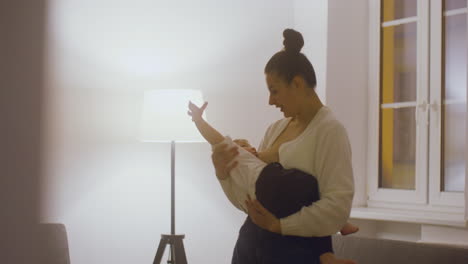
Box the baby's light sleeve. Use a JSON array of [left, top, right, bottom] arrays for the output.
[[215, 136, 266, 212]]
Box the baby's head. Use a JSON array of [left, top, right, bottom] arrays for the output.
[[233, 139, 257, 155], [233, 138, 251, 147]]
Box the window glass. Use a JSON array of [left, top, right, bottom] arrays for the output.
[[382, 0, 418, 22], [381, 23, 417, 104], [380, 107, 416, 190], [444, 0, 467, 11], [441, 11, 467, 192]]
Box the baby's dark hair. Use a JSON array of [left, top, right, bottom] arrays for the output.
[[264, 29, 317, 89]]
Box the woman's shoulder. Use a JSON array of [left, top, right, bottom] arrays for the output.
[[312, 107, 348, 138]]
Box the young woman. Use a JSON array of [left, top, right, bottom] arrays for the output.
[[188, 100, 357, 264], [210, 29, 355, 264]]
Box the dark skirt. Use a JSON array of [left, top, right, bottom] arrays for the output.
[[231, 162, 332, 264]]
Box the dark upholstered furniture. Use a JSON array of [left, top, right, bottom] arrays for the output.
[[332, 235, 468, 264], [38, 223, 71, 264]]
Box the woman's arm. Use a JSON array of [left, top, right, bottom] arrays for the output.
[[280, 124, 354, 237], [209, 138, 247, 212]]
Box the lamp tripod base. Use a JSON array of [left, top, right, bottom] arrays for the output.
[[153, 234, 187, 264]]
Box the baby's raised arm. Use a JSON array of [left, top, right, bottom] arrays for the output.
[[188, 101, 225, 145], [188, 101, 279, 164]]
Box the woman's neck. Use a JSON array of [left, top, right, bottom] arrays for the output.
[[291, 92, 323, 127]]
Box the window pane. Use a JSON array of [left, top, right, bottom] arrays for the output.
[[444, 0, 467, 11], [442, 13, 467, 192], [442, 104, 466, 192], [380, 107, 416, 190], [382, 0, 418, 22], [381, 23, 417, 104], [444, 14, 467, 101]]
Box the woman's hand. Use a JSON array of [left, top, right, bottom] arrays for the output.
[[211, 142, 239, 180], [187, 101, 208, 122], [245, 195, 281, 234]]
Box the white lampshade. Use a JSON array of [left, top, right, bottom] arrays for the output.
[[139, 89, 206, 142]]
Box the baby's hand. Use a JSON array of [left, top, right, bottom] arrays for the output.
[[233, 139, 258, 156], [187, 101, 207, 122]]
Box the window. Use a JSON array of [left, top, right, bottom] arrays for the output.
[[368, 0, 467, 211]]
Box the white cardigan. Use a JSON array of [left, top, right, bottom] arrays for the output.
[[218, 106, 354, 237]]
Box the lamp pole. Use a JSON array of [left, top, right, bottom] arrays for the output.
[[153, 140, 187, 264], [171, 140, 175, 235], [141, 89, 205, 264]]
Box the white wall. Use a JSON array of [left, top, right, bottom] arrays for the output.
[[293, 0, 328, 102], [42, 1, 293, 263], [326, 0, 369, 207]]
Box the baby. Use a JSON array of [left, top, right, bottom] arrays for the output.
[[233, 138, 359, 237], [188, 101, 357, 264]]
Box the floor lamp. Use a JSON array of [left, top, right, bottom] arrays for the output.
[[139, 89, 206, 264]]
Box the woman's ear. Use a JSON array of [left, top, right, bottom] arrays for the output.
[[291, 75, 306, 92]]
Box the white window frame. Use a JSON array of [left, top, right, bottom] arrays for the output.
[[367, 0, 466, 213], [428, 0, 467, 208]]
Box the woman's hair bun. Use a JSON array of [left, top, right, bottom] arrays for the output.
[[283, 29, 304, 54]]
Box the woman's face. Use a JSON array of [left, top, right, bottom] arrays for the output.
[[265, 73, 298, 117]]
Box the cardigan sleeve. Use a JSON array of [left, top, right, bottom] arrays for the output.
[[280, 123, 355, 237]]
